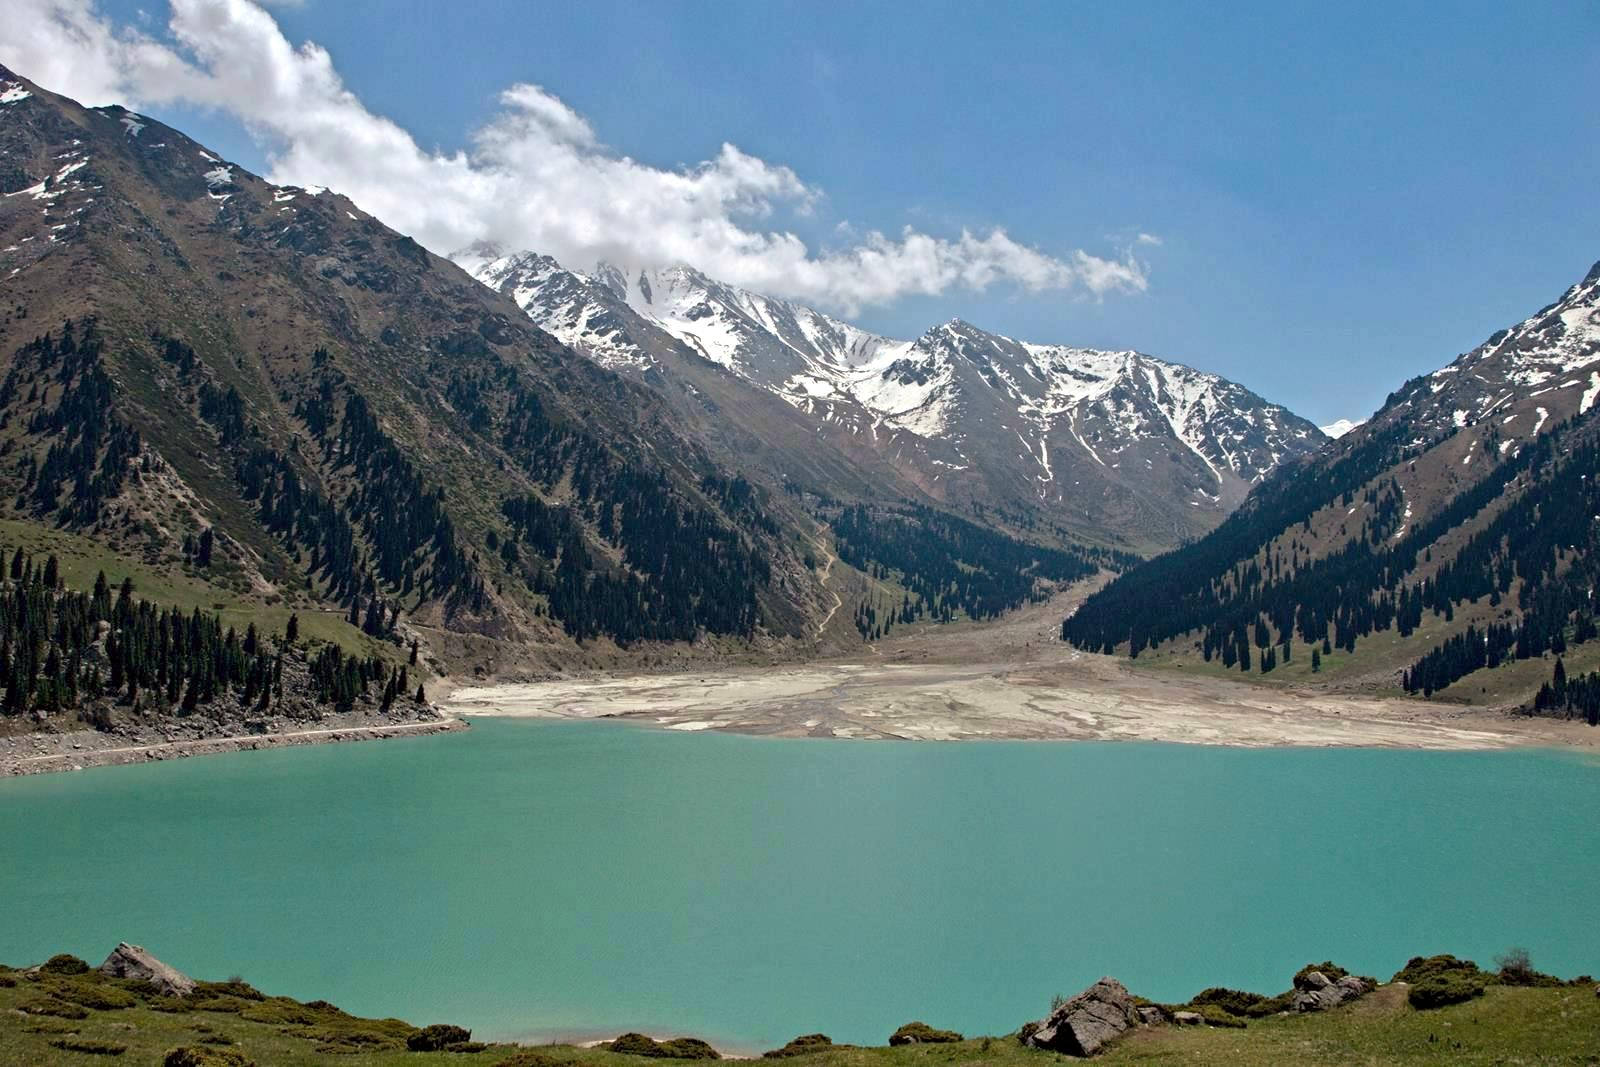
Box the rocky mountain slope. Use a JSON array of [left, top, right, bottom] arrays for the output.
[[0, 64, 866, 678], [1063, 258, 1600, 708], [0, 63, 1135, 694], [466, 250, 1326, 552]]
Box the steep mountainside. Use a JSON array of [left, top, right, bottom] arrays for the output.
[[467, 250, 1326, 552], [1063, 259, 1600, 711], [0, 64, 863, 677]]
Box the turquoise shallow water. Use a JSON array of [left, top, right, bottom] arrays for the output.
[[2, 718, 1598, 1050]]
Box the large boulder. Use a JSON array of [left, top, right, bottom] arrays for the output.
[[1291, 972, 1371, 1013], [98, 943, 195, 997], [1022, 977, 1139, 1056]]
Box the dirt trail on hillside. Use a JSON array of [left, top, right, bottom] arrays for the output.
[[443, 586, 1595, 750]]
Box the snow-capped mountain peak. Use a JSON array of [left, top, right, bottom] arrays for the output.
[[1319, 418, 1364, 439], [465, 248, 1326, 549]]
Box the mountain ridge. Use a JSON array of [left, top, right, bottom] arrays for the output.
[[1061, 255, 1600, 711], [468, 248, 1327, 553]]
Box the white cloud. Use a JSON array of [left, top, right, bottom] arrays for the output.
[[1136, 232, 1163, 246], [1, 0, 1150, 315]]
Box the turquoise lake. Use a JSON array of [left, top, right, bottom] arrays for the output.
[[3, 718, 1598, 1051]]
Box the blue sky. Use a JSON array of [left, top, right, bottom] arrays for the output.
[[64, 1, 1600, 424]]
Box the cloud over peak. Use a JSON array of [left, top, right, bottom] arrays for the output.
[[4, 0, 1151, 315]]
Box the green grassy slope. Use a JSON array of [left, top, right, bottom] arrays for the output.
[[3, 958, 1596, 1066]]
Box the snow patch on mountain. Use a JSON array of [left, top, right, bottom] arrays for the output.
[[465, 249, 1324, 504]]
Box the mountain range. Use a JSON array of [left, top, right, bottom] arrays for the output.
[[1064, 257, 1600, 711], [464, 248, 1326, 552], [6, 58, 1594, 713]]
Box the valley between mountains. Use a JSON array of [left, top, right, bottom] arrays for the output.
[[1, 61, 1599, 771]]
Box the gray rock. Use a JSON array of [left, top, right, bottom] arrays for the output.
[[1293, 974, 1372, 1013], [1172, 1011, 1204, 1026], [1136, 1005, 1166, 1026], [1297, 970, 1334, 991], [97, 942, 194, 997], [1023, 977, 1139, 1056], [1335, 975, 1370, 997]]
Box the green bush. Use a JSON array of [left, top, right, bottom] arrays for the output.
[[1493, 947, 1564, 987], [1408, 972, 1486, 1009], [1187, 988, 1267, 1017], [40, 953, 91, 975], [191, 997, 246, 1014], [163, 1048, 255, 1067], [19, 997, 90, 1019], [51, 978, 139, 1010], [764, 1033, 836, 1058], [494, 1053, 562, 1067], [1191, 1004, 1248, 1029], [659, 1038, 720, 1059], [888, 1021, 963, 1045], [237, 998, 323, 1026], [606, 1032, 721, 1059], [1392, 954, 1488, 985], [48, 1038, 128, 1056], [406, 1023, 472, 1051], [193, 979, 265, 1002]]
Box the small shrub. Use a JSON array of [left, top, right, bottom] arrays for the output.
[[238, 998, 322, 1026], [447, 1041, 488, 1053], [1191, 1004, 1248, 1029], [52, 979, 139, 1010], [22, 1021, 81, 1035], [191, 997, 246, 1014], [49, 1038, 128, 1056], [194, 979, 265, 1002], [301, 1027, 404, 1051], [763, 1033, 836, 1058], [149, 997, 189, 1013], [1017, 1021, 1040, 1045], [40, 954, 91, 975], [659, 1038, 721, 1059], [1408, 972, 1486, 1009], [406, 1023, 472, 1051], [163, 1048, 255, 1067], [494, 1053, 561, 1067], [888, 1021, 963, 1045], [0, 973, 15, 987], [1188, 987, 1267, 1017], [1493, 947, 1563, 987], [606, 1032, 721, 1059], [19, 997, 90, 1019]]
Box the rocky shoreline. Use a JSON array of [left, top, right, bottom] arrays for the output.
[[0, 714, 466, 778]]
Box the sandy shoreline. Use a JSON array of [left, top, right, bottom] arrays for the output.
[[0, 717, 467, 778]]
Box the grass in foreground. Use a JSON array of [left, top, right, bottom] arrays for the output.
[[4, 959, 1599, 1066]]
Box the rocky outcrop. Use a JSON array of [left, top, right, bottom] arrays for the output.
[[1021, 977, 1140, 1056], [1172, 1010, 1204, 1025], [98, 943, 195, 997], [1291, 970, 1371, 1013]]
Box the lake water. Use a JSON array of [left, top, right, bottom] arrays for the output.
[[3, 719, 1598, 1051]]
